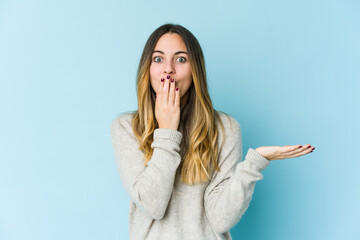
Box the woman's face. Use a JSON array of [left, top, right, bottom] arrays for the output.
[[150, 33, 192, 103]]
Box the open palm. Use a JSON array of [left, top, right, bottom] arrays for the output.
[[255, 144, 315, 161]]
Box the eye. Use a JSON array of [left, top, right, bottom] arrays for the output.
[[153, 56, 163, 63], [176, 57, 186, 63]]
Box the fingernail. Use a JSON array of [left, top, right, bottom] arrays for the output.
[[161, 78, 164, 82], [298, 145, 302, 148], [176, 87, 178, 91], [155, 94, 157, 98], [167, 75, 170, 79], [171, 78, 174, 82]]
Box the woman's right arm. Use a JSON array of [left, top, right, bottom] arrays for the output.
[[110, 115, 182, 220]]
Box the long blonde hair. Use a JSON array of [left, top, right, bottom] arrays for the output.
[[131, 24, 226, 185]]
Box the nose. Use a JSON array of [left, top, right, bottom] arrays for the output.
[[163, 60, 175, 75]]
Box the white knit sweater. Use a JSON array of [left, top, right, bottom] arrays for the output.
[[110, 110, 270, 240]]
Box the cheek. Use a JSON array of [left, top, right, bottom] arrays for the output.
[[149, 65, 156, 79], [149, 65, 160, 91], [184, 71, 193, 87], [150, 78, 160, 94], [178, 78, 192, 96], [184, 67, 192, 83], [150, 79, 155, 91]]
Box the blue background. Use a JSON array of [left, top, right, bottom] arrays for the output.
[[1, 0, 359, 239]]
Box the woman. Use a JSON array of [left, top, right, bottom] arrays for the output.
[[110, 23, 315, 240]]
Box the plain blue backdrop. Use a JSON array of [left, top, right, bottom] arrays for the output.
[[1, 0, 359, 239]]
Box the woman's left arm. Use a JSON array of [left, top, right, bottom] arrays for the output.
[[204, 118, 270, 234]]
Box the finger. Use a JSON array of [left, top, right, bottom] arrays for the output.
[[162, 77, 170, 104], [287, 144, 308, 153], [169, 78, 175, 105], [175, 84, 180, 108], [287, 146, 314, 158], [285, 145, 314, 158], [158, 78, 164, 104], [290, 144, 311, 154], [280, 145, 299, 153], [282, 144, 311, 154], [279, 144, 308, 158]]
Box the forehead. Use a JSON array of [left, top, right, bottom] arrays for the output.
[[154, 33, 187, 52]]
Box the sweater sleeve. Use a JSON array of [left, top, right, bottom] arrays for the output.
[[204, 117, 270, 233], [110, 115, 183, 220]]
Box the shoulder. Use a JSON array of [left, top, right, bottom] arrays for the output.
[[110, 111, 136, 137], [211, 110, 243, 173], [216, 110, 241, 136], [215, 110, 242, 154]]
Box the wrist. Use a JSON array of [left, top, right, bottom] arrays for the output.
[[255, 148, 271, 161]]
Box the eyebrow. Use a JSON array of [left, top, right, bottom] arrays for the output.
[[152, 50, 188, 55]]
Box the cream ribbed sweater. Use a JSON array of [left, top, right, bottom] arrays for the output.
[[110, 110, 270, 240]]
